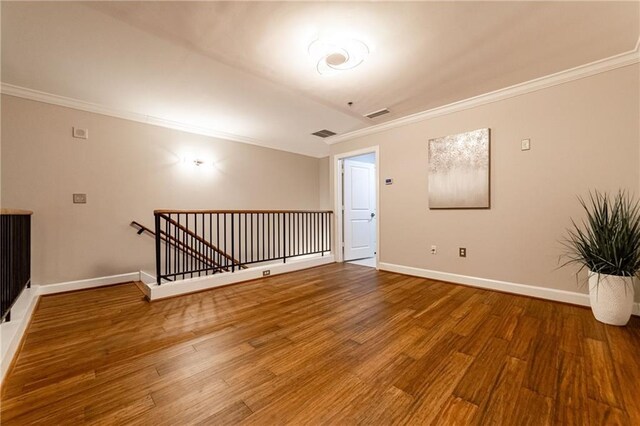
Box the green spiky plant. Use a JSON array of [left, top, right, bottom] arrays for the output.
[[561, 191, 640, 283]]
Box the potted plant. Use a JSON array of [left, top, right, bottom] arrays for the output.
[[562, 190, 640, 326]]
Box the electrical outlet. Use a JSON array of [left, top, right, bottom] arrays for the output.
[[459, 247, 467, 257], [430, 245, 437, 255], [73, 193, 87, 204], [262, 270, 271, 277]]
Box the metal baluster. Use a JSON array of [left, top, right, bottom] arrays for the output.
[[244, 213, 247, 266], [195, 214, 200, 277], [304, 212, 311, 254], [180, 214, 185, 280], [283, 213, 287, 264], [231, 213, 236, 272], [216, 213, 220, 270], [299, 213, 302, 255], [167, 214, 171, 279], [155, 213, 161, 285], [267, 213, 271, 260], [321, 212, 324, 256], [275, 213, 278, 260], [224, 213, 228, 271], [313, 212, 316, 253], [328, 213, 332, 255], [209, 213, 213, 274]]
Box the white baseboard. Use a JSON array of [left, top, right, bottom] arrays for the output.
[[35, 272, 140, 295], [140, 270, 156, 285], [378, 262, 640, 316], [144, 255, 335, 301], [0, 287, 39, 383], [1, 271, 140, 383]]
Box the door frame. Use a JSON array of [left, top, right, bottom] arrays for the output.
[[333, 146, 380, 268]]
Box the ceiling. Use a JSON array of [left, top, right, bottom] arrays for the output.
[[2, 2, 639, 157]]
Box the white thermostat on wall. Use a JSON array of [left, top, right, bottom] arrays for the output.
[[73, 127, 88, 139], [385, 178, 393, 185]]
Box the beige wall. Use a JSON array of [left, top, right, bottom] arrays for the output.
[[330, 64, 640, 295], [1, 95, 323, 285], [318, 157, 331, 210]]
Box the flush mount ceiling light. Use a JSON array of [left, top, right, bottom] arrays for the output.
[[308, 37, 369, 75]]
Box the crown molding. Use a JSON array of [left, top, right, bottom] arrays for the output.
[[3, 41, 638, 154], [0, 83, 321, 155], [327, 46, 640, 145]]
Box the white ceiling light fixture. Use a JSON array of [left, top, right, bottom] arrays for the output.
[[308, 37, 369, 75]]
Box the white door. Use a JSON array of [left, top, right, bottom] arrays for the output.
[[343, 159, 376, 261]]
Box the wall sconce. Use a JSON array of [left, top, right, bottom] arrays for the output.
[[182, 156, 213, 167]]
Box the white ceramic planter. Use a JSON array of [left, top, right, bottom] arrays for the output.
[[588, 271, 635, 326]]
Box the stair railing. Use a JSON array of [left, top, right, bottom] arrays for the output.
[[153, 210, 333, 285], [1, 209, 32, 322]]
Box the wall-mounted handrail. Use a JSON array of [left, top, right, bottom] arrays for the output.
[[153, 210, 333, 285], [131, 221, 228, 274]]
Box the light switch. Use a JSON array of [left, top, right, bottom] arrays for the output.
[[73, 127, 88, 139], [521, 139, 531, 151]]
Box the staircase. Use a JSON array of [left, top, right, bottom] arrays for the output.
[[132, 209, 333, 285]]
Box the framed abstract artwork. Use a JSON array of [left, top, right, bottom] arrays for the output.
[[428, 128, 490, 209]]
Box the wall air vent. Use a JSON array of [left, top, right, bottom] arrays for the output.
[[365, 108, 390, 119], [311, 129, 337, 138]]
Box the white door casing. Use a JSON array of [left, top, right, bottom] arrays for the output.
[[343, 159, 376, 261]]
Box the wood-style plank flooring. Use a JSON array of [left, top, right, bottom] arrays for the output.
[[2, 263, 639, 424]]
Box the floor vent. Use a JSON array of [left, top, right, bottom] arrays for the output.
[[365, 108, 390, 119], [311, 129, 337, 138]]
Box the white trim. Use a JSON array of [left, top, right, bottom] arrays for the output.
[[0, 83, 323, 158], [139, 271, 156, 285], [35, 272, 140, 295], [3, 45, 638, 155], [378, 262, 640, 316], [327, 47, 640, 145], [137, 271, 157, 299], [333, 146, 380, 267], [0, 287, 39, 383], [144, 255, 335, 301]]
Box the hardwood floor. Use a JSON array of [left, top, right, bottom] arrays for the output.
[[2, 263, 639, 424]]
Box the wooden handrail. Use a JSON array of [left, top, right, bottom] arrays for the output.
[[131, 221, 230, 272], [156, 214, 248, 269], [154, 209, 333, 214], [1, 209, 33, 216]]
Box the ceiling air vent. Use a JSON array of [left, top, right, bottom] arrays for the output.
[[311, 129, 337, 138], [365, 108, 390, 119]]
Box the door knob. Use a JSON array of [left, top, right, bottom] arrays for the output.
[[370, 212, 376, 218]]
